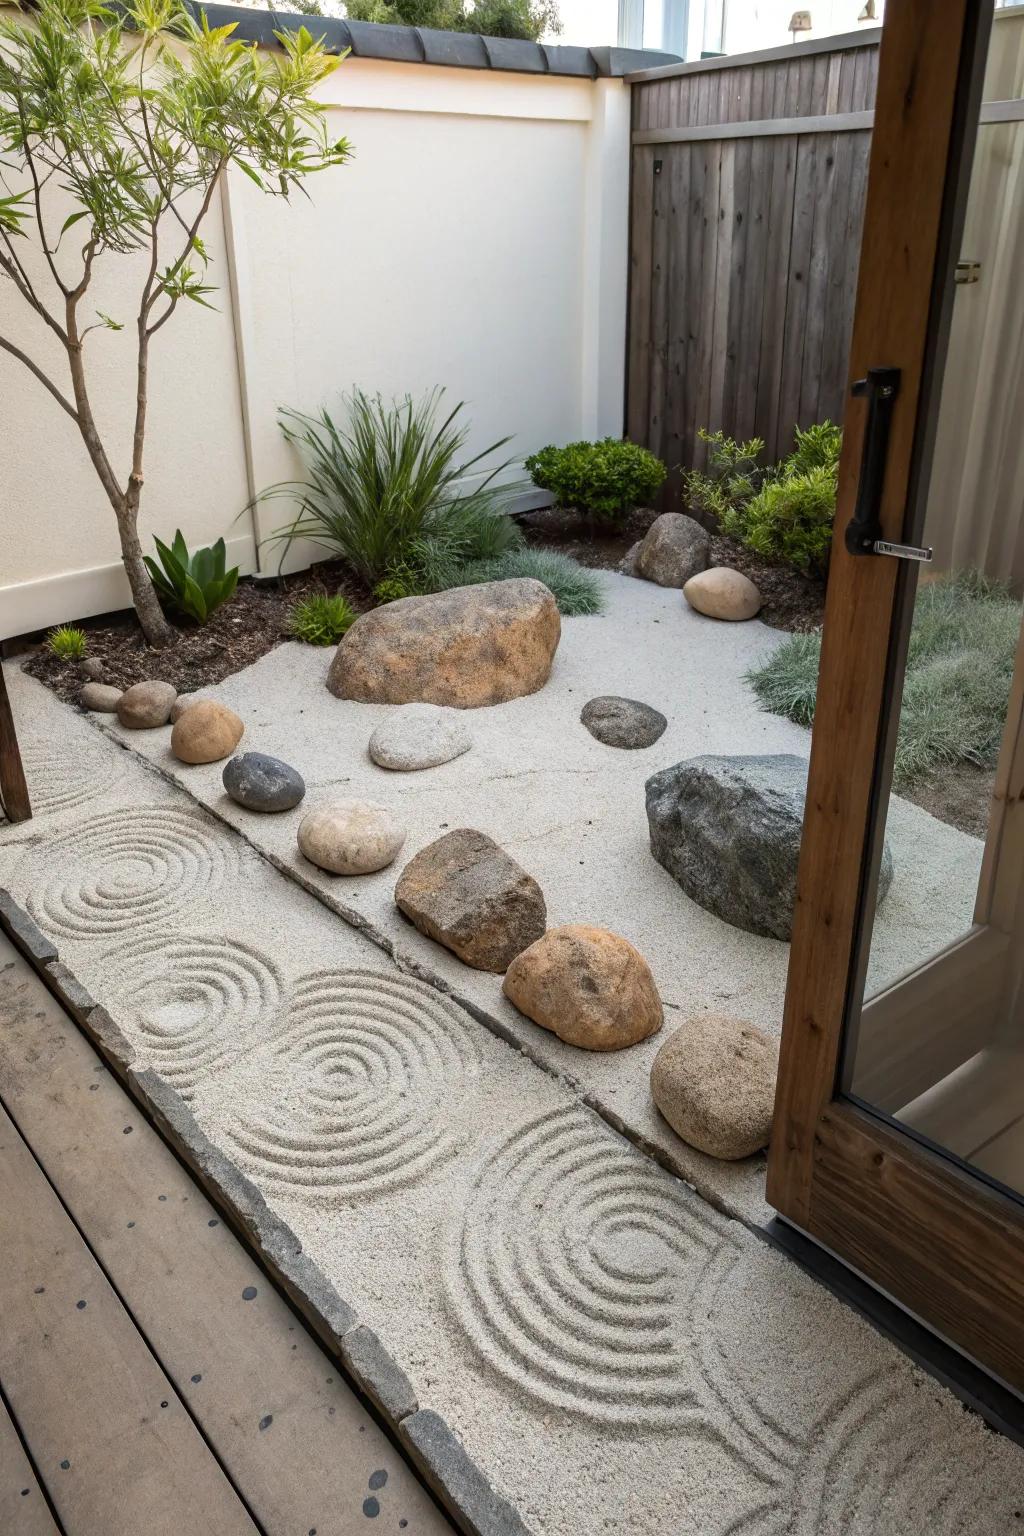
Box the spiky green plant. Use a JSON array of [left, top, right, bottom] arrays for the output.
[[144, 532, 239, 624], [747, 572, 1022, 787], [261, 388, 524, 587], [287, 592, 357, 645], [45, 624, 88, 661]]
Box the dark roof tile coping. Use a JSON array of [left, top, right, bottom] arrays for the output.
[[184, 1, 679, 78]]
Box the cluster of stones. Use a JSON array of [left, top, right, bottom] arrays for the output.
[[77, 577, 821, 1165], [623, 511, 762, 622]]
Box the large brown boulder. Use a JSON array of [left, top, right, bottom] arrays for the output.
[[503, 925, 663, 1051], [327, 579, 560, 709], [395, 829, 546, 973]]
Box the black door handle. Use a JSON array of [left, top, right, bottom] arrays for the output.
[[845, 366, 901, 557]]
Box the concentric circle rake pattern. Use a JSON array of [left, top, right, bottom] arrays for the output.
[[101, 933, 284, 1099], [27, 805, 236, 938], [19, 734, 126, 817], [447, 1104, 742, 1429], [225, 968, 482, 1202]]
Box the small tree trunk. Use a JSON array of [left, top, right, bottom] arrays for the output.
[[118, 477, 173, 648]]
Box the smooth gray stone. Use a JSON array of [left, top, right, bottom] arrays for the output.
[[581, 695, 667, 750], [646, 753, 894, 941], [222, 752, 305, 813]]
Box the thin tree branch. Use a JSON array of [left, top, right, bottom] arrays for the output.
[[15, 98, 70, 299], [0, 333, 79, 422]]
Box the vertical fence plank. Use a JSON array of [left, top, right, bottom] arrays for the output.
[[626, 146, 655, 446]]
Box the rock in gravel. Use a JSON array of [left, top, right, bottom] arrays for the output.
[[581, 696, 667, 750], [80, 657, 107, 682], [298, 800, 406, 875], [223, 752, 306, 813], [169, 692, 207, 724], [618, 541, 642, 576], [116, 679, 177, 729], [368, 703, 473, 772], [646, 753, 895, 940], [636, 513, 710, 588], [395, 829, 546, 973], [683, 566, 761, 621], [650, 1014, 780, 1160], [170, 699, 244, 765], [328, 579, 561, 709], [503, 925, 663, 1051], [80, 682, 122, 713]]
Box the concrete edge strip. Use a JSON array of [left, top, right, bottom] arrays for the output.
[[0, 889, 530, 1536]]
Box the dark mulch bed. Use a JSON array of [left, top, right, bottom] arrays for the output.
[[903, 763, 996, 841], [518, 505, 827, 633], [21, 560, 372, 706]]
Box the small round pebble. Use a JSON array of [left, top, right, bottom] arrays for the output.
[[80, 682, 122, 713], [297, 799, 406, 875], [368, 703, 473, 772], [223, 752, 306, 813]]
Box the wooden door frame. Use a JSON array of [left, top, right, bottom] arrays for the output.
[[766, 0, 1024, 1391], [0, 664, 31, 824]]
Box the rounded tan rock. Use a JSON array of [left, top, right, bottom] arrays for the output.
[[650, 1014, 780, 1160], [116, 679, 177, 729], [170, 699, 244, 764], [328, 578, 561, 709], [683, 566, 761, 622], [80, 682, 122, 713], [298, 799, 406, 875], [502, 924, 663, 1051], [169, 692, 208, 724]]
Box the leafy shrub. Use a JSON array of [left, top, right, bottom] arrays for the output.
[[45, 624, 87, 661], [725, 465, 837, 575], [143, 532, 239, 625], [262, 389, 523, 589], [526, 439, 666, 525], [684, 422, 841, 576], [449, 547, 604, 616], [287, 593, 357, 646], [683, 430, 766, 526], [343, 0, 560, 40], [748, 571, 1022, 787]]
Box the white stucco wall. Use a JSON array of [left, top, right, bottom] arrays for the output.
[[0, 53, 631, 633]]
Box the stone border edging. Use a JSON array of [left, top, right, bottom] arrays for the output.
[[0, 887, 531, 1536]]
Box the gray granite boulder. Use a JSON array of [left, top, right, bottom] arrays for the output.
[[368, 703, 473, 771], [636, 513, 710, 588], [645, 753, 894, 940], [223, 753, 306, 813], [580, 696, 667, 750], [395, 829, 546, 973]]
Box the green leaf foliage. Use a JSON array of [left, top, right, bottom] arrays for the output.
[[45, 624, 88, 660], [343, 0, 560, 41], [685, 422, 842, 576], [262, 388, 524, 588], [447, 546, 604, 616], [747, 571, 1022, 787], [525, 439, 666, 526], [287, 591, 357, 645], [143, 530, 239, 623]]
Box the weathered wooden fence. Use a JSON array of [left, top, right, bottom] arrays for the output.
[[626, 30, 879, 493]]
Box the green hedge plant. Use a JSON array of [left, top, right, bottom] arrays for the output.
[[526, 439, 666, 526], [144, 532, 239, 625]]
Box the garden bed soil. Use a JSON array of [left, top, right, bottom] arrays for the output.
[[21, 561, 372, 706], [903, 763, 996, 842], [517, 506, 827, 634]]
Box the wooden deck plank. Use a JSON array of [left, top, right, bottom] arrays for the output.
[[0, 1398, 62, 1536], [0, 936, 450, 1536], [0, 1101, 258, 1536]]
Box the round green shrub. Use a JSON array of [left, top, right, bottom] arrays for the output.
[[525, 438, 666, 525]]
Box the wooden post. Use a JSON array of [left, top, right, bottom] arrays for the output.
[[0, 665, 32, 823]]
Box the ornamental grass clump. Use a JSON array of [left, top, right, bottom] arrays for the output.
[[45, 625, 88, 661], [748, 571, 1022, 787], [263, 388, 524, 590], [452, 546, 604, 615], [287, 592, 357, 645], [526, 439, 666, 526]]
